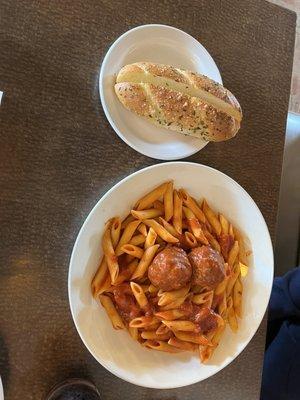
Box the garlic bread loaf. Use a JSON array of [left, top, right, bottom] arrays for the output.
[[114, 62, 242, 142]]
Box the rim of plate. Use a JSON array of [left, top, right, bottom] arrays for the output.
[[68, 161, 274, 388], [99, 24, 222, 160]]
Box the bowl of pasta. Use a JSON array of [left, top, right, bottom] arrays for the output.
[[68, 162, 273, 388]]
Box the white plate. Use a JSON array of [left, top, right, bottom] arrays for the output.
[[99, 25, 222, 160], [68, 162, 273, 389]]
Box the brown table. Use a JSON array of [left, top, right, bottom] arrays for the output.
[[0, 0, 296, 399]]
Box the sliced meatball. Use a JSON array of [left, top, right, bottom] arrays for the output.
[[112, 284, 141, 322], [188, 245, 225, 288], [148, 246, 192, 291]]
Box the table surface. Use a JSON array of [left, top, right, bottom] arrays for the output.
[[0, 0, 296, 399]]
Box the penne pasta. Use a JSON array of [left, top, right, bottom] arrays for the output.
[[183, 206, 209, 245], [144, 340, 183, 353], [129, 234, 146, 246], [129, 316, 159, 328], [111, 217, 121, 249], [121, 244, 144, 259], [137, 223, 148, 236], [148, 283, 159, 295], [121, 214, 135, 229], [158, 285, 190, 307], [174, 331, 212, 346], [219, 214, 229, 235], [164, 181, 174, 221], [94, 183, 250, 364], [135, 182, 170, 210], [143, 219, 179, 243], [156, 323, 171, 335], [162, 320, 196, 332], [160, 295, 188, 311], [233, 227, 247, 265], [184, 231, 198, 248], [102, 224, 119, 284], [153, 200, 165, 212], [226, 263, 240, 296], [155, 309, 185, 321], [131, 244, 160, 280], [228, 240, 239, 266], [115, 220, 141, 256], [158, 217, 180, 238], [173, 190, 183, 234], [179, 189, 206, 223], [131, 208, 163, 220], [99, 295, 125, 330], [141, 330, 172, 341], [114, 259, 138, 285], [128, 326, 139, 341], [233, 277, 243, 318], [130, 282, 148, 309], [204, 229, 221, 252], [168, 337, 197, 352], [192, 290, 214, 308], [202, 199, 222, 236], [144, 227, 157, 249], [91, 257, 108, 296]]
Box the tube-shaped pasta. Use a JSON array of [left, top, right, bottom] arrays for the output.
[[160, 295, 188, 311], [173, 190, 182, 234], [144, 227, 157, 249], [192, 290, 214, 308], [158, 285, 190, 307], [135, 182, 170, 210], [129, 234, 146, 246], [144, 340, 183, 353], [91, 257, 108, 296], [131, 244, 160, 280], [219, 214, 229, 235], [102, 225, 119, 283], [174, 331, 212, 346], [128, 326, 139, 340], [121, 244, 144, 259], [156, 323, 171, 335], [168, 337, 197, 352], [148, 283, 159, 295], [184, 231, 198, 248], [95, 273, 112, 295], [228, 240, 239, 266], [114, 259, 138, 285], [162, 320, 196, 332], [215, 277, 228, 296], [158, 217, 180, 238], [155, 309, 185, 321], [153, 200, 164, 212], [111, 217, 121, 249], [137, 223, 148, 236], [233, 278, 243, 317], [203, 229, 221, 252], [183, 206, 209, 245], [218, 293, 227, 319], [143, 219, 178, 243], [179, 189, 206, 223], [233, 227, 247, 265], [226, 263, 240, 296], [131, 208, 163, 220], [99, 295, 124, 330], [121, 214, 135, 229], [130, 282, 148, 309], [202, 199, 222, 236], [129, 316, 159, 328], [141, 330, 172, 341], [227, 296, 238, 332], [115, 220, 141, 256], [164, 181, 174, 221]]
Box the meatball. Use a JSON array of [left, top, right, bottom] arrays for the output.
[[188, 245, 225, 288], [148, 247, 192, 291], [194, 307, 219, 334]]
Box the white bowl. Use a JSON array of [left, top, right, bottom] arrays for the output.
[[68, 162, 273, 388], [99, 24, 222, 160]]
